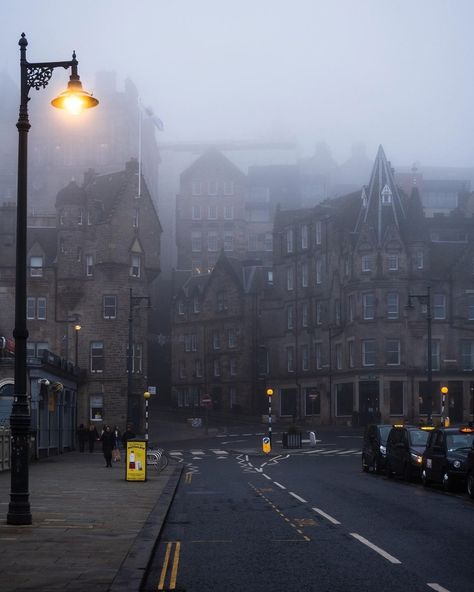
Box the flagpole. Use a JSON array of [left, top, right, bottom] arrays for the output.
[[137, 97, 142, 198]]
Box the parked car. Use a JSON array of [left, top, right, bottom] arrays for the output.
[[422, 426, 474, 491], [361, 424, 392, 474], [385, 424, 432, 481], [465, 432, 474, 499]]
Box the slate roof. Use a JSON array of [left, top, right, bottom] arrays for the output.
[[354, 145, 406, 243]]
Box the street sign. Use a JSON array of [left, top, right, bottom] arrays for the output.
[[148, 386, 157, 395], [262, 436, 271, 454], [309, 393, 318, 400], [201, 396, 212, 406]]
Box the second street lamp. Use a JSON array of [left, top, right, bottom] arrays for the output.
[[74, 324, 82, 368], [8, 34, 98, 526]]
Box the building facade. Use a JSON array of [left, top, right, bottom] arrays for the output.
[[0, 159, 162, 432], [170, 145, 474, 426], [171, 255, 273, 415], [269, 146, 474, 425]]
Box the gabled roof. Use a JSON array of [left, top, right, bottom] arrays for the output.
[[180, 148, 246, 181], [355, 145, 406, 243]]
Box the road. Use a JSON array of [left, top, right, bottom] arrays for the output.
[[142, 428, 474, 592]]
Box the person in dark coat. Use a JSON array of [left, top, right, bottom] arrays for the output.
[[88, 423, 99, 453], [112, 425, 121, 462], [100, 425, 115, 467], [77, 424, 88, 453], [121, 425, 136, 450]]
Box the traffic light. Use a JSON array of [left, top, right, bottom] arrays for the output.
[[441, 386, 448, 395], [266, 388, 273, 397]]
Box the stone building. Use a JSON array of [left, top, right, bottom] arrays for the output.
[[0, 159, 162, 432], [269, 146, 474, 425], [175, 149, 248, 273], [170, 254, 273, 414]]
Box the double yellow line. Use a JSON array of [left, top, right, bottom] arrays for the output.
[[158, 541, 181, 590]]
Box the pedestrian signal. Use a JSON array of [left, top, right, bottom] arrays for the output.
[[262, 436, 271, 454]]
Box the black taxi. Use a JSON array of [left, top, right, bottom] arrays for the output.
[[467, 442, 474, 499], [361, 424, 392, 474], [422, 426, 474, 491], [385, 424, 432, 481]]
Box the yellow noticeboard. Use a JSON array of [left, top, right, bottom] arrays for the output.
[[125, 440, 147, 482]]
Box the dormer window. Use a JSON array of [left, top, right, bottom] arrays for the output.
[[381, 184, 392, 205], [30, 256, 43, 277], [130, 254, 141, 278], [193, 295, 200, 313]]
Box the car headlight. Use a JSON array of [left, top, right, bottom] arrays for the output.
[[379, 445, 386, 456], [410, 453, 422, 464], [452, 460, 462, 469]]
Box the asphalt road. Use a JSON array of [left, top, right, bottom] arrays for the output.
[[142, 428, 474, 592]]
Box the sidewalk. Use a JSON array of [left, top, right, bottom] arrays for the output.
[[0, 450, 182, 592]]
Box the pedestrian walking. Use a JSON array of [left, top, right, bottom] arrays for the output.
[[100, 425, 115, 467], [112, 425, 122, 462], [121, 425, 136, 450], [88, 423, 99, 453], [77, 423, 88, 453]]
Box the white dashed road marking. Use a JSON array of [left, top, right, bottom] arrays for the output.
[[349, 533, 401, 564], [289, 492, 307, 503], [427, 584, 450, 592], [273, 481, 286, 490], [311, 507, 341, 525]]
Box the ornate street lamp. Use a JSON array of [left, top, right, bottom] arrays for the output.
[[406, 287, 433, 425], [8, 34, 98, 526]]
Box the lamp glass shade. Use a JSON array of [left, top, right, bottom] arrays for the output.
[[51, 79, 99, 115]]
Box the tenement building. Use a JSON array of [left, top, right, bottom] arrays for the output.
[[269, 146, 474, 425], [171, 254, 273, 414], [0, 159, 161, 432]]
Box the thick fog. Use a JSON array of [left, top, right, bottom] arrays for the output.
[[1, 0, 473, 166]]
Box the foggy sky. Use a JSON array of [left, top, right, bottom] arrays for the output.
[[1, 0, 473, 167]]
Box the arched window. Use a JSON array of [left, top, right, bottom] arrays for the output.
[[0, 381, 14, 424]]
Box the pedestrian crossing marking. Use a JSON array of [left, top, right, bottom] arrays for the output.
[[167, 447, 362, 459]]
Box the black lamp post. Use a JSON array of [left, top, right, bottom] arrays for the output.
[[407, 287, 433, 425], [8, 34, 98, 526], [74, 324, 81, 367], [127, 288, 150, 429]]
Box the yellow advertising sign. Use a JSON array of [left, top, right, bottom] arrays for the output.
[[125, 440, 147, 482]]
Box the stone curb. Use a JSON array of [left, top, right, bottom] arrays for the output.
[[108, 463, 183, 592]]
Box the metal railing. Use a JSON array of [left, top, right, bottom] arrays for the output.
[[146, 448, 168, 471]]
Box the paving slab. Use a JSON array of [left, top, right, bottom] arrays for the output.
[[0, 451, 182, 592]]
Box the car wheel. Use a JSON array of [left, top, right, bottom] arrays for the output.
[[421, 468, 430, 487], [467, 472, 474, 499]]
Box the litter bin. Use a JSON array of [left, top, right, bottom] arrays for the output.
[[282, 432, 302, 448]]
